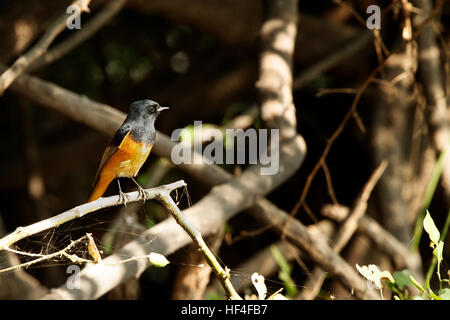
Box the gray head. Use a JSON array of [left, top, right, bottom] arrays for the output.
[[128, 99, 169, 124]]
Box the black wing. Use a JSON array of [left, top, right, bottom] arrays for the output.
[[91, 124, 132, 187]]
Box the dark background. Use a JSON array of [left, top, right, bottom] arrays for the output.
[[0, 0, 449, 300]]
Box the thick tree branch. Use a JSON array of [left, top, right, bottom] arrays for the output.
[[257, 0, 297, 139], [413, 0, 450, 202]]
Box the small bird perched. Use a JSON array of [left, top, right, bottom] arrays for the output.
[[88, 99, 168, 203]]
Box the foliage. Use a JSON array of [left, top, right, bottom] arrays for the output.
[[356, 211, 450, 300]]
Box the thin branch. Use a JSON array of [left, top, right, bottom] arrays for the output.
[[30, 0, 126, 71], [293, 31, 372, 90], [321, 205, 423, 274], [286, 0, 447, 229], [0, 181, 185, 251], [0, 0, 91, 96], [172, 230, 224, 300], [247, 198, 379, 299], [158, 193, 241, 300], [333, 161, 388, 252], [316, 88, 358, 97], [0, 235, 89, 274], [299, 161, 388, 299], [0, 218, 48, 298], [321, 160, 339, 205], [210, 220, 336, 297], [287, 56, 384, 232]]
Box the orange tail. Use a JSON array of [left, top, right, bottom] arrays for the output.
[[88, 174, 115, 202]]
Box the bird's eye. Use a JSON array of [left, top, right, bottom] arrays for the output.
[[148, 105, 156, 113]]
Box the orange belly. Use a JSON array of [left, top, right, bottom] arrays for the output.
[[88, 134, 152, 202], [107, 135, 152, 178]]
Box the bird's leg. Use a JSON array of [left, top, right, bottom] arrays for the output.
[[117, 180, 130, 206], [131, 177, 149, 201]]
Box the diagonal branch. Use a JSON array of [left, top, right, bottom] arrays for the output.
[[0, 0, 91, 96], [299, 161, 388, 299], [158, 192, 241, 300], [30, 0, 126, 71]]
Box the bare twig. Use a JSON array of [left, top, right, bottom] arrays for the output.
[[207, 240, 299, 297], [208, 221, 336, 297], [247, 198, 379, 299], [287, 1, 446, 235], [293, 31, 372, 90], [158, 191, 241, 300], [322, 205, 423, 276], [0, 235, 92, 274], [299, 161, 388, 299], [0, 0, 91, 96], [0, 218, 48, 299], [172, 230, 224, 300], [0, 181, 185, 251], [287, 55, 383, 232], [30, 0, 126, 71], [333, 161, 388, 252]]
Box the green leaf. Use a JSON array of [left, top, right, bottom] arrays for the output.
[[148, 252, 170, 267], [438, 288, 450, 300], [393, 270, 413, 290], [423, 210, 440, 244]]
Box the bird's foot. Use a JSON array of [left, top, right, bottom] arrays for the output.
[[118, 189, 131, 206], [131, 178, 149, 202], [137, 184, 150, 202]]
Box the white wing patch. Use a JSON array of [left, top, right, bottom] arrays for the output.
[[119, 160, 131, 168]]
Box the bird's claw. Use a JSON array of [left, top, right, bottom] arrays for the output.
[[119, 190, 130, 206], [137, 186, 149, 202]]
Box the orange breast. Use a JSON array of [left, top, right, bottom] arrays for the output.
[[103, 134, 152, 178]]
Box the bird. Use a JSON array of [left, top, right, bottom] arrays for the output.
[[88, 99, 168, 203]]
